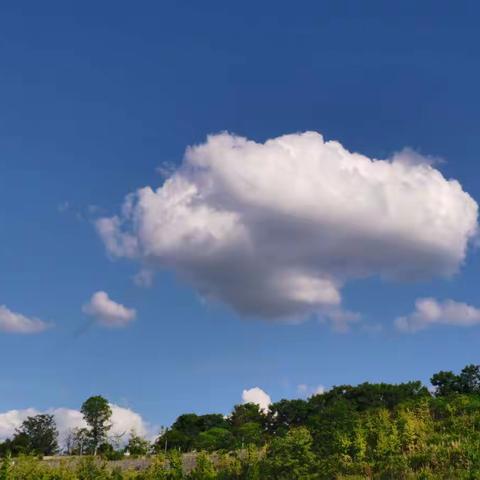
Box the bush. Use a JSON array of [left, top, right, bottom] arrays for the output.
[[261, 427, 318, 480]]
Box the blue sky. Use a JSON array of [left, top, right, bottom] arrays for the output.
[[1, 1, 480, 435]]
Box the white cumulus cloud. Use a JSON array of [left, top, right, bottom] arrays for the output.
[[109, 404, 149, 439], [242, 387, 271, 413], [0, 305, 50, 334], [96, 132, 478, 328], [395, 298, 480, 333], [82, 291, 136, 328], [0, 404, 151, 445], [0, 408, 38, 439]]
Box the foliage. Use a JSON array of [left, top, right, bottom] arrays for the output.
[[228, 404, 266, 431], [261, 427, 318, 479], [65, 428, 91, 455], [80, 396, 112, 455], [0, 433, 30, 457], [195, 428, 234, 452], [125, 432, 151, 457], [14, 414, 59, 456], [431, 364, 480, 396], [98, 442, 125, 460], [267, 399, 312, 436], [0, 452, 12, 480], [232, 423, 264, 448], [156, 414, 228, 452], [75, 456, 110, 480], [4, 365, 480, 478], [188, 452, 216, 480]]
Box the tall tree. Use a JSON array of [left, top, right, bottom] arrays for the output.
[[267, 399, 312, 435], [229, 403, 266, 429], [430, 370, 461, 396], [459, 364, 480, 393], [80, 396, 112, 455], [14, 414, 59, 456], [157, 413, 228, 451]]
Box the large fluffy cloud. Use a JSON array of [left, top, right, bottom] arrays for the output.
[[242, 387, 271, 413], [0, 404, 151, 445], [395, 298, 480, 333], [96, 132, 478, 326], [109, 404, 149, 439], [0, 305, 50, 334], [0, 408, 38, 439], [82, 291, 136, 328]]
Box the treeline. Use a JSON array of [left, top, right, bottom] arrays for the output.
[[157, 380, 429, 453], [0, 395, 123, 458], [2, 365, 480, 478]]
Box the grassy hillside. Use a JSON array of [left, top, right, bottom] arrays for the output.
[[3, 365, 480, 478]]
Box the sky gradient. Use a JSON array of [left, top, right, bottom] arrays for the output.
[[1, 1, 480, 439]]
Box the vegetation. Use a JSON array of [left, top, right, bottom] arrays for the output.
[[3, 365, 480, 478], [0, 414, 58, 457], [81, 396, 113, 456]]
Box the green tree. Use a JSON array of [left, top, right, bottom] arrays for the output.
[[68, 427, 91, 455], [237, 445, 262, 480], [229, 404, 266, 430], [80, 396, 112, 455], [76, 456, 110, 480], [126, 432, 151, 456], [189, 452, 216, 480], [157, 428, 191, 452], [430, 364, 480, 396], [307, 398, 358, 458], [234, 422, 264, 448], [0, 452, 12, 480], [0, 434, 30, 457], [0, 442, 8, 459], [267, 399, 312, 435], [459, 364, 480, 393], [310, 381, 429, 412], [431, 370, 461, 396], [261, 427, 318, 480], [167, 450, 184, 479], [14, 414, 59, 456], [195, 427, 234, 452], [158, 413, 229, 452]]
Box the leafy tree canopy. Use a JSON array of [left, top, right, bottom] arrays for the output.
[[14, 414, 59, 456], [80, 395, 112, 455]]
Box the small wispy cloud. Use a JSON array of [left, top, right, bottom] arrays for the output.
[[155, 161, 177, 179], [57, 201, 105, 222], [82, 291, 136, 328], [390, 147, 444, 167], [133, 269, 154, 287], [395, 298, 480, 333], [57, 201, 70, 213], [297, 384, 325, 397], [0, 305, 51, 334]]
